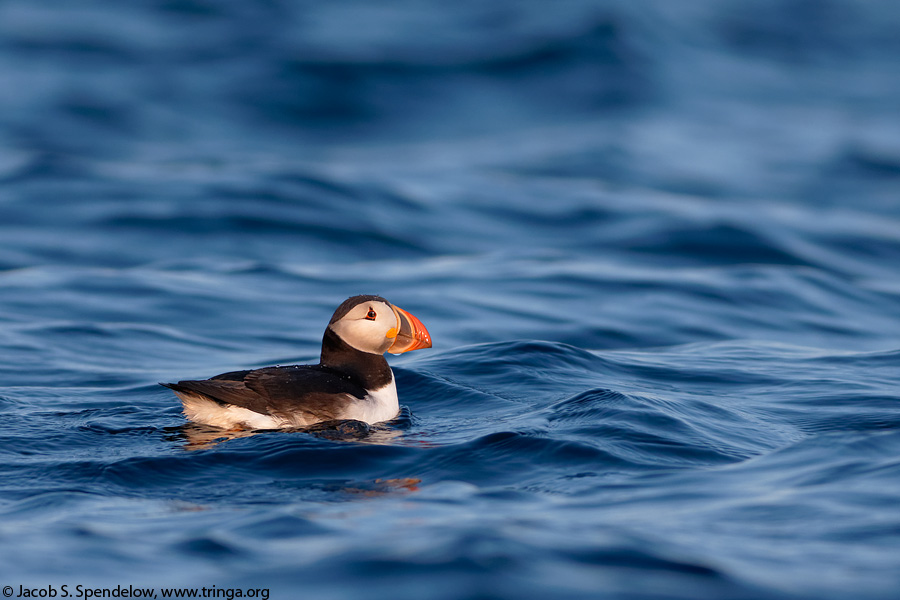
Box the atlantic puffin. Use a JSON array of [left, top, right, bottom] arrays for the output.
[[162, 295, 431, 430]]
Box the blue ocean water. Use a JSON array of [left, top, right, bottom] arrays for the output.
[[2, 1, 900, 599]]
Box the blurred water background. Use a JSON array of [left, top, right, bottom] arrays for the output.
[[1, 1, 900, 599]]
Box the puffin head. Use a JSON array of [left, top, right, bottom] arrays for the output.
[[328, 295, 432, 356]]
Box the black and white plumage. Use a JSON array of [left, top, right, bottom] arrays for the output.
[[162, 295, 432, 430]]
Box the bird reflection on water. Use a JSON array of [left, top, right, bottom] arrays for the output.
[[169, 415, 409, 451]]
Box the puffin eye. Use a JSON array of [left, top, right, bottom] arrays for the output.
[[365, 309, 377, 320]]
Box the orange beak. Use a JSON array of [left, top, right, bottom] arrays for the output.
[[388, 306, 432, 354]]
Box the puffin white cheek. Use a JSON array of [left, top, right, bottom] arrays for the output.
[[332, 320, 392, 354]]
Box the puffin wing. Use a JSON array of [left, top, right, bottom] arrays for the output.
[[162, 372, 268, 414], [164, 365, 366, 422], [243, 366, 367, 420]]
